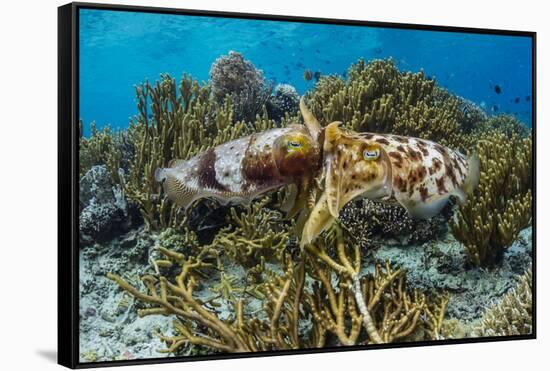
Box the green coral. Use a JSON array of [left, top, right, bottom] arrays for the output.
[[450, 130, 532, 267]]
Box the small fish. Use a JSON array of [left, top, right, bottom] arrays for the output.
[[155, 125, 321, 211], [300, 114, 479, 246], [514, 97, 520, 103], [494, 85, 502, 94], [492, 105, 499, 112], [526, 95, 531, 102], [313, 71, 321, 81], [304, 69, 313, 81]]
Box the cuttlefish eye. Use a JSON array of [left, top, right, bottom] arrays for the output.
[[363, 148, 380, 161], [287, 139, 304, 151]]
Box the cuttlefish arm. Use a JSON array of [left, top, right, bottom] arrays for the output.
[[301, 122, 480, 247], [301, 122, 393, 246]]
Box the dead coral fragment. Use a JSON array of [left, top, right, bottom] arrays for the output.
[[450, 132, 532, 267], [474, 268, 532, 337]]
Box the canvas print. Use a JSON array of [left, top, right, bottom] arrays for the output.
[[77, 7, 534, 364]]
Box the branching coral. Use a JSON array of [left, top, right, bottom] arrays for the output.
[[108, 224, 449, 354], [79, 121, 122, 181], [473, 268, 532, 336], [450, 131, 532, 267], [306, 59, 471, 150], [211, 197, 291, 267]]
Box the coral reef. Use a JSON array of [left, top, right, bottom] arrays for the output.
[[210, 51, 272, 123], [79, 165, 132, 245], [449, 132, 532, 267], [474, 268, 532, 336], [78, 54, 533, 361]]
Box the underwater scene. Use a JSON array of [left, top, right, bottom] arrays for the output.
[[78, 8, 534, 363]]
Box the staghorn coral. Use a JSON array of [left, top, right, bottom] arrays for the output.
[[210, 51, 272, 123], [450, 131, 532, 267], [211, 197, 291, 268], [108, 223, 449, 355], [474, 268, 532, 336]]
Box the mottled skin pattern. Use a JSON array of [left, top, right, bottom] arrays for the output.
[[155, 125, 320, 210], [301, 122, 479, 246]]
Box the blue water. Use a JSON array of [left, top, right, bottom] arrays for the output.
[[79, 9, 533, 135]]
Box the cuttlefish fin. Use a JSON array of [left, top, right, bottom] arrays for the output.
[[300, 97, 322, 141], [397, 195, 450, 219], [462, 151, 480, 196], [300, 193, 335, 248], [155, 169, 198, 210]]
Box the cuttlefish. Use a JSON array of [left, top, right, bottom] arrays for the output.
[[300, 116, 480, 246], [154, 116, 321, 216]]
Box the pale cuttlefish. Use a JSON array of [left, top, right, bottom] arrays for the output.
[[154, 103, 322, 217], [300, 116, 480, 247]]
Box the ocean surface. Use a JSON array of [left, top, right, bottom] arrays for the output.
[[79, 8, 533, 135]]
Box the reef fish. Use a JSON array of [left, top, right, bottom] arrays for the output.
[[155, 125, 321, 211], [301, 121, 480, 246]]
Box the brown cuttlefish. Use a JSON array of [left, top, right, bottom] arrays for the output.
[[300, 112, 480, 247], [154, 100, 322, 218]]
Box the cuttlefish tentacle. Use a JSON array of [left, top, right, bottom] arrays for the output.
[[301, 122, 480, 246]]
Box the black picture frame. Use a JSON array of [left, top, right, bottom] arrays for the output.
[[58, 2, 537, 368]]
